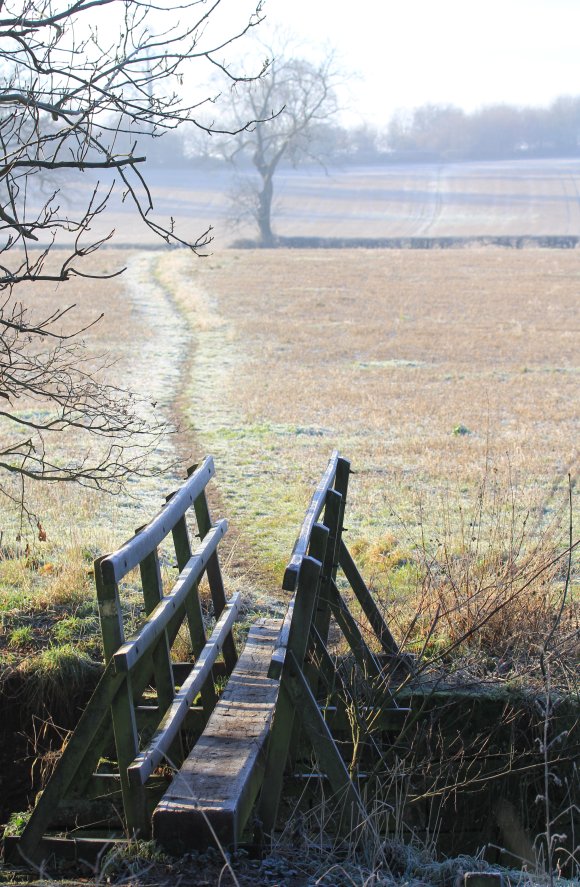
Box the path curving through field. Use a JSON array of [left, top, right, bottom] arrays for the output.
[[77, 250, 201, 541], [120, 250, 279, 594], [123, 252, 191, 415]]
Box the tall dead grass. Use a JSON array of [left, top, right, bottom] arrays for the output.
[[357, 464, 578, 688]]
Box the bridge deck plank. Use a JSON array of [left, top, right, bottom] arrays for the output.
[[152, 618, 281, 853]]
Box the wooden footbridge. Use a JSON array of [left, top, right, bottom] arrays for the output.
[[8, 453, 413, 867]]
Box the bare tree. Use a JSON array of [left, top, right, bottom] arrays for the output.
[[0, 0, 266, 283], [210, 47, 341, 245], [0, 0, 266, 518]]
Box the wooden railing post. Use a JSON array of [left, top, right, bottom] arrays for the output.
[[95, 555, 124, 666], [139, 547, 183, 766], [139, 550, 177, 711], [261, 547, 366, 842], [259, 554, 325, 838], [170, 511, 217, 716], [313, 487, 344, 650], [287, 522, 330, 762], [95, 560, 149, 837], [189, 465, 238, 673], [333, 457, 351, 567]]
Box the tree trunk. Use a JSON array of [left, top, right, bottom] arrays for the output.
[[257, 174, 275, 247]]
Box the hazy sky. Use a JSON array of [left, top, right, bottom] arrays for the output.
[[256, 0, 580, 125]]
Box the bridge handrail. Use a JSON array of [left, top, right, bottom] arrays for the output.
[[282, 449, 339, 591], [113, 520, 227, 673], [261, 452, 413, 842], [11, 455, 240, 861], [100, 456, 215, 584], [128, 593, 241, 787]]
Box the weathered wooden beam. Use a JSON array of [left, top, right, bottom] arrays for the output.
[[110, 673, 149, 836], [190, 473, 238, 673], [284, 651, 364, 826], [94, 557, 147, 837], [327, 579, 382, 679], [170, 513, 217, 715], [128, 594, 241, 787], [13, 661, 122, 863], [333, 457, 351, 520], [270, 523, 329, 682], [287, 521, 334, 759], [139, 549, 177, 743], [310, 488, 343, 673], [287, 544, 327, 667], [94, 558, 124, 666], [153, 620, 281, 854], [113, 521, 226, 673], [338, 540, 403, 660], [100, 456, 215, 584], [268, 594, 295, 680], [313, 456, 350, 648], [283, 450, 339, 591], [15, 588, 202, 863]]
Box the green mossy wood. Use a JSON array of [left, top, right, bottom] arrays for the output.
[[11, 457, 239, 864], [10, 451, 409, 865]]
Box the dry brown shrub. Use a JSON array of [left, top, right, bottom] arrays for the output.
[[365, 467, 578, 685]]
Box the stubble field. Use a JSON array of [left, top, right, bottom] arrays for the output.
[[1, 159, 579, 684], [156, 247, 579, 579], [3, 245, 577, 584], [73, 156, 580, 248]]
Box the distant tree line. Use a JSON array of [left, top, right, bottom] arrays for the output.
[[174, 93, 580, 170], [294, 95, 580, 164], [384, 96, 580, 162]]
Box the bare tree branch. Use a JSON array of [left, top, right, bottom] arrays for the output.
[[0, 0, 268, 519], [2, 156, 146, 170], [0, 0, 267, 284]]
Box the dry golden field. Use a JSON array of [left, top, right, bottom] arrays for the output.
[[2, 243, 578, 594], [3, 159, 580, 668], [155, 247, 578, 574]]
